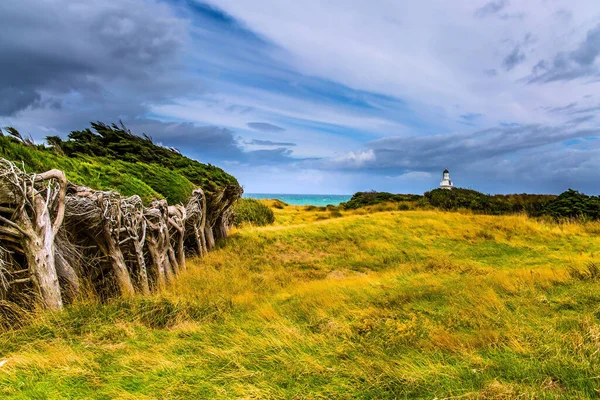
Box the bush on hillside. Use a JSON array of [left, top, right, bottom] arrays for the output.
[[341, 191, 421, 209], [543, 189, 600, 220], [424, 188, 511, 215], [234, 199, 275, 226], [424, 188, 558, 216]]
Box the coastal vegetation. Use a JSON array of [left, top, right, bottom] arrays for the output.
[[1, 202, 599, 398], [0, 123, 242, 314], [233, 198, 275, 227], [0, 123, 238, 204], [342, 188, 600, 220]]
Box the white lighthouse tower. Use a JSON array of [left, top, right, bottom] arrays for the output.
[[440, 168, 453, 190]]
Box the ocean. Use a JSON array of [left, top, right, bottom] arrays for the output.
[[244, 193, 352, 206]]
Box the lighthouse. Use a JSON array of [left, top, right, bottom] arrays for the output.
[[440, 168, 453, 190]]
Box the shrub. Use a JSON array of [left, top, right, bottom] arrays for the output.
[[543, 189, 600, 220], [329, 210, 343, 218], [271, 200, 287, 209], [424, 188, 556, 216], [234, 199, 275, 226], [341, 191, 421, 209]]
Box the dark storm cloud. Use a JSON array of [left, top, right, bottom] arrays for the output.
[[0, 0, 190, 117], [127, 119, 297, 165], [474, 0, 508, 18], [247, 122, 286, 132], [0, 87, 42, 116], [529, 23, 600, 83]]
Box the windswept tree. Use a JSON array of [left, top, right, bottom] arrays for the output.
[[0, 160, 67, 310]]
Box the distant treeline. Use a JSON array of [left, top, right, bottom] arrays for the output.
[[341, 188, 600, 220]]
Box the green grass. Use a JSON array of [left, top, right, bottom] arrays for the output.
[[0, 137, 194, 204], [1, 207, 600, 398], [0, 123, 240, 204], [234, 198, 275, 227]]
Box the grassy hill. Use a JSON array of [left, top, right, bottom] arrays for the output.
[[1, 204, 599, 398], [0, 123, 239, 204]]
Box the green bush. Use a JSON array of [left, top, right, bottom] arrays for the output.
[[424, 188, 557, 216], [234, 199, 275, 227], [341, 191, 421, 209], [543, 189, 600, 220]]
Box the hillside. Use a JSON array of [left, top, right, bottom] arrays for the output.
[[1, 204, 599, 398], [0, 123, 239, 205]]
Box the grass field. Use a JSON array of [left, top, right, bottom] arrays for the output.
[[1, 204, 600, 399]]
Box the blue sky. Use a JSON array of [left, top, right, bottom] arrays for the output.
[[2, 0, 600, 194]]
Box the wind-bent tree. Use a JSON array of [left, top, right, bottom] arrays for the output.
[[168, 205, 187, 271], [120, 195, 149, 294], [0, 160, 67, 310], [65, 186, 135, 297], [144, 200, 175, 287], [185, 188, 208, 257]]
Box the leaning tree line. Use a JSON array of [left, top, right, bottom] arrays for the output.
[[0, 159, 242, 311]]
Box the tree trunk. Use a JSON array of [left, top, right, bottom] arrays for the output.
[[204, 225, 215, 251], [176, 232, 186, 271], [215, 215, 228, 241], [164, 229, 179, 275], [55, 252, 80, 299], [132, 238, 149, 295], [23, 228, 63, 310], [147, 238, 166, 288], [102, 225, 135, 296], [193, 226, 204, 257]]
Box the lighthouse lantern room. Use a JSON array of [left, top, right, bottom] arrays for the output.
[[440, 168, 453, 190]]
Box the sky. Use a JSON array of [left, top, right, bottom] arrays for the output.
[[2, 0, 600, 195]]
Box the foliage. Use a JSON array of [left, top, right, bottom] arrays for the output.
[[543, 189, 600, 220], [0, 122, 239, 204], [2, 208, 600, 398], [341, 191, 421, 209], [425, 188, 512, 214], [424, 188, 560, 217], [233, 198, 275, 226]]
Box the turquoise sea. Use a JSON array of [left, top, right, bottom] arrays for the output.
[[244, 193, 351, 206]]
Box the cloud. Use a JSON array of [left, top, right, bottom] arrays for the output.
[[126, 119, 299, 166], [0, 87, 42, 116], [474, 0, 508, 18], [460, 113, 483, 121], [4, 0, 600, 194], [529, 23, 600, 83], [248, 139, 296, 146], [503, 45, 526, 71], [329, 149, 376, 168], [0, 0, 191, 119], [325, 123, 599, 173], [247, 122, 286, 132]]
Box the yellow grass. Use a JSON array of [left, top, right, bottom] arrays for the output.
[[1, 205, 600, 398]]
